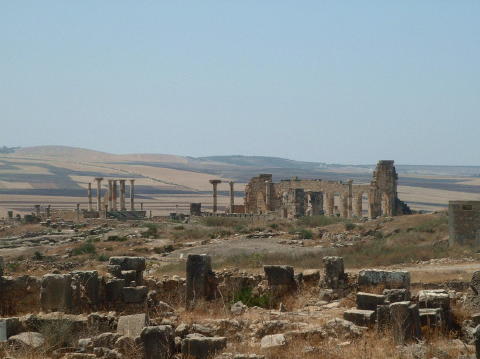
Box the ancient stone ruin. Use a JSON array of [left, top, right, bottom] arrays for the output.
[[84, 178, 146, 220], [449, 200, 480, 246], [244, 160, 410, 218]]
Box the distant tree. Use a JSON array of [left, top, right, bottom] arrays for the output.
[[0, 146, 19, 154]]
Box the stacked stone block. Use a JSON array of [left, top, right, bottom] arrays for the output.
[[107, 257, 148, 305]]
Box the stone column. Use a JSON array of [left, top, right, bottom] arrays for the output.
[[355, 194, 363, 217], [95, 178, 103, 211], [326, 193, 335, 216], [87, 183, 93, 211], [129, 179, 135, 211], [76, 203, 80, 222], [112, 180, 118, 211], [46, 205, 51, 217], [347, 180, 353, 218], [209, 180, 221, 214], [265, 180, 272, 211], [186, 254, 214, 309], [107, 180, 113, 210], [34, 205, 41, 217], [369, 186, 379, 219], [341, 194, 348, 218], [119, 179, 126, 211], [229, 181, 235, 213], [309, 192, 323, 215]]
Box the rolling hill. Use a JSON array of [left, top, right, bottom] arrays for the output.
[[0, 145, 479, 216]]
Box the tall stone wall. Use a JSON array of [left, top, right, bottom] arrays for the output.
[[449, 201, 480, 246], [244, 160, 408, 219]]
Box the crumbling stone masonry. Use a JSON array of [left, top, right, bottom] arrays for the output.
[[448, 201, 480, 246], [244, 160, 410, 218], [186, 254, 217, 309]]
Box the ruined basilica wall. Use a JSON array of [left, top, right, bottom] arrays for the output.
[[272, 180, 351, 216]]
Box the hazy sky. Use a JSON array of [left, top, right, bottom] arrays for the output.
[[1, 1, 479, 165]]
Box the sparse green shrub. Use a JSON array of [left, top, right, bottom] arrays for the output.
[[411, 216, 448, 233], [72, 240, 96, 256], [269, 223, 279, 230], [344, 222, 356, 231], [97, 253, 109, 262], [232, 287, 271, 308], [106, 235, 127, 242], [142, 223, 159, 238], [298, 228, 313, 239], [6, 262, 19, 272], [33, 251, 44, 260], [40, 319, 77, 348], [233, 224, 247, 233], [173, 225, 185, 230], [153, 245, 175, 254]]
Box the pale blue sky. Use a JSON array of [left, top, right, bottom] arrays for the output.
[[1, 1, 479, 165]]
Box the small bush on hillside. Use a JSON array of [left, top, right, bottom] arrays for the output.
[[173, 225, 185, 230], [344, 222, 356, 231], [40, 319, 77, 348], [232, 287, 271, 308], [411, 216, 448, 233], [142, 223, 158, 238], [33, 251, 44, 260], [6, 262, 19, 272], [292, 228, 313, 239], [72, 240, 96, 256], [153, 245, 175, 254], [270, 223, 279, 230], [97, 254, 109, 262], [106, 235, 127, 242]]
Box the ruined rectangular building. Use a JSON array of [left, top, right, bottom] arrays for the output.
[[244, 160, 409, 219], [448, 201, 480, 246]]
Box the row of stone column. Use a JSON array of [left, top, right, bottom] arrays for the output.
[[209, 180, 235, 214], [89, 178, 136, 212]]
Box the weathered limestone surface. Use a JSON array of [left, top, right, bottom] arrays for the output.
[[190, 203, 202, 216], [418, 289, 450, 310], [449, 201, 480, 246], [117, 313, 148, 338], [356, 292, 385, 311], [8, 331, 45, 349], [260, 334, 286, 349], [122, 286, 148, 303], [263, 265, 295, 287], [186, 254, 216, 309], [181, 335, 227, 359], [40, 274, 73, 312], [244, 160, 409, 218], [419, 308, 444, 327], [358, 269, 410, 289], [389, 301, 421, 345], [383, 288, 410, 303], [141, 325, 175, 359], [343, 309, 375, 327], [472, 271, 480, 295], [376, 304, 390, 332], [322, 256, 346, 289]]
